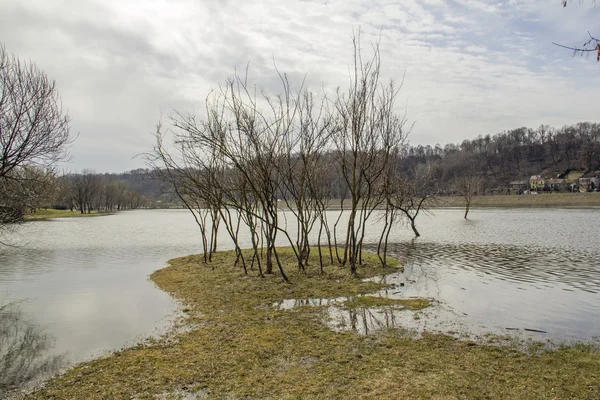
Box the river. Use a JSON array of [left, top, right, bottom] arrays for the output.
[[1, 208, 599, 391]]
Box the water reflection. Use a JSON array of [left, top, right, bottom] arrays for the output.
[[275, 297, 347, 310], [0, 211, 191, 368], [323, 301, 565, 346], [365, 240, 600, 339], [327, 306, 409, 336], [274, 235, 600, 343], [0, 303, 65, 398]]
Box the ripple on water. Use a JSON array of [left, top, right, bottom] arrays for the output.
[[273, 237, 600, 344]]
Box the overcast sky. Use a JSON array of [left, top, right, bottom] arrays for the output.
[[1, 0, 599, 173]]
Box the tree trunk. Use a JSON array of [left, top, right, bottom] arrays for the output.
[[409, 217, 420, 237]]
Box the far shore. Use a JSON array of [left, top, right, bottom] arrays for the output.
[[434, 192, 600, 208], [26, 193, 600, 221], [276, 192, 600, 211], [24, 209, 115, 220]]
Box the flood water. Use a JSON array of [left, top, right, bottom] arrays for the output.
[[1, 207, 599, 392], [360, 207, 600, 342], [0, 210, 202, 393]]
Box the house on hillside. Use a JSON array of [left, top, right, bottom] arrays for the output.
[[529, 175, 547, 192], [579, 171, 600, 192], [509, 180, 528, 194], [547, 178, 567, 192]]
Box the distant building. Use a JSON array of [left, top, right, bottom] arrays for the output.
[[579, 171, 600, 192], [509, 180, 528, 194], [529, 175, 546, 192], [547, 178, 567, 192]]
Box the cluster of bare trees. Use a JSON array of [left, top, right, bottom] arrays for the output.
[[1, 43, 71, 225], [55, 171, 148, 213], [148, 38, 439, 280]]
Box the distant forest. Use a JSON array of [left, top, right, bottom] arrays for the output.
[[133, 120, 600, 201], [407, 121, 600, 194], [40, 120, 599, 213]]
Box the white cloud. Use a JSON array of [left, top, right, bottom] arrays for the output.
[[1, 0, 599, 171]]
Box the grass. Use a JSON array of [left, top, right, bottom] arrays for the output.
[[24, 209, 110, 220], [342, 295, 431, 311], [434, 192, 600, 208], [23, 248, 600, 399], [279, 193, 600, 212]]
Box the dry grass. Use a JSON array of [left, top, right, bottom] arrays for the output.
[[435, 192, 600, 208], [279, 193, 600, 212], [24, 248, 600, 399]]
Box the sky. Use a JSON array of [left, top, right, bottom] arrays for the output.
[[1, 0, 599, 173]]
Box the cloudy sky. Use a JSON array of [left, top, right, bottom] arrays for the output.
[[1, 0, 599, 173]]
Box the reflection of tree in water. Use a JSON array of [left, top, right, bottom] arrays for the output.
[[0, 303, 65, 397], [333, 307, 401, 335]]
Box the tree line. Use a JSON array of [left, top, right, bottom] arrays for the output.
[[2, 169, 151, 219], [55, 171, 150, 213]]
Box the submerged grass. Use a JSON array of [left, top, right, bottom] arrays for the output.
[[25, 248, 600, 399], [342, 295, 431, 311]]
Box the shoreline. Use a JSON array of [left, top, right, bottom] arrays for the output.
[[275, 193, 600, 212], [24, 209, 116, 221], [433, 192, 600, 209], [20, 248, 600, 399]]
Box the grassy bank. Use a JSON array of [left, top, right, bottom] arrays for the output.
[[435, 192, 600, 208], [25, 249, 600, 399], [24, 209, 110, 220], [279, 193, 600, 212]]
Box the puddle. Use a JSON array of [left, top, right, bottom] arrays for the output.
[[275, 297, 348, 310]]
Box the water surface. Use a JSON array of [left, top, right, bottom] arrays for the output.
[[0, 210, 205, 365], [1, 207, 599, 391], [287, 207, 600, 341]]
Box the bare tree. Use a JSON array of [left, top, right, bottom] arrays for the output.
[[0, 43, 71, 225], [452, 175, 482, 219], [147, 35, 415, 280], [277, 90, 334, 272], [0, 167, 58, 222], [71, 170, 102, 214], [553, 31, 600, 60], [332, 33, 409, 273], [387, 164, 438, 237]]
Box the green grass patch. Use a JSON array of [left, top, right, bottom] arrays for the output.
[[23, 248, 600, 400], [25, 209, 110, 220], [342, 296, 431, 310]]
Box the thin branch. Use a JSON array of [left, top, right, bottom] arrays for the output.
[[551, 42, 596, 52]]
